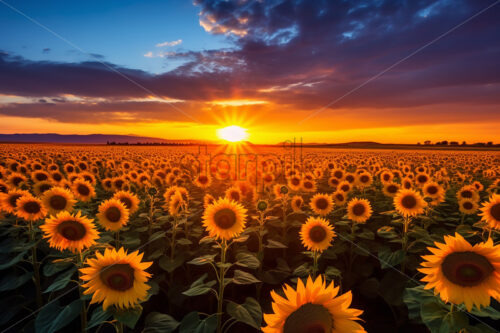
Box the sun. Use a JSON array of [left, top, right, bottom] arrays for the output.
[[217, 125, 249, 142]]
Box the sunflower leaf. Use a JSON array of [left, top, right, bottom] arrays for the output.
[[144, 312, 180, 333], [232, 270, 260, 285], [44, 267, 76, 293], [226, 297, 262, 329], [113, 305, 143, 329]]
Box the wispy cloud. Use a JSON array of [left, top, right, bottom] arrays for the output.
[[156, 39, 182, 47]]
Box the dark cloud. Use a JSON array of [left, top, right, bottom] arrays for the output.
[[0, 0, 499, 128], [42, 48, 51, 54]]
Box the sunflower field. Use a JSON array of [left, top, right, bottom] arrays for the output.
[[0, 144, 499, 333]]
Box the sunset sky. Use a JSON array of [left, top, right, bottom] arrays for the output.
[[1, 0, 499, 144]]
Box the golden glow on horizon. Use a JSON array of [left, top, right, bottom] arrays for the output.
[[210, 99, 268, 106], [217, 125, 249, 142]]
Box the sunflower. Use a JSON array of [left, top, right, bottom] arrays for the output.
[[332, 190, 347, 206], [0, 180, 8, 194], [40, 210, 98, 253], [291, 195, 304, 212], [7, 172, 27, 188], [479, 194, 500, 230], [347, 198, 373, 223], [113, 190, 140, 214], [331, 168, 345, 181], [262, 275, 365, 333], [472, 181, 484, 192], [0, 189, 31, 213], [415, 173, 430, 187], [42, 186, 76, 215], [356, 173, 372, 188], [380, 171, 393, 183], [300, 217, 335, 252], [422, 181, 444, 199], [273, 184, 289, 198], [225, 186, 242, 203], [394, 189, 427, 218], [202, 197, 247, 241], [72, 180, 96, 202], [97, 199, 130, 231], [203, 193, 215, 208], [382, 182, 400, 197], [327, 176, 340, 189], [288, 175, 302, 191], [80, 247, 152, 310], [301, 180, 317, 193], [338, 181, 352, 193], [457, 185, 479, 202], [33, 180, 54, 196], [31, 170, 50, 183], [168, 192, 184, 217], [459, 199, 478, 215], [194, 173, 212, 189], [15, 195, 47, 221], [418, 233, 500, 311], [310, 193, 334, 216], [401, 177, 413, 190]]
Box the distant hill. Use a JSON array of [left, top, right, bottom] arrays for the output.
[[0, 133, 194, 144]]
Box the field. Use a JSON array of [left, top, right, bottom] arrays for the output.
[[0, 144, 499, 333]]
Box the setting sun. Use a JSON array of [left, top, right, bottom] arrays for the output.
[[217, 125, 249, 142]]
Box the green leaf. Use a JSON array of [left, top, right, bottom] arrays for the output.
[[324, 266, 342, 279], [420, 299, 468, 333], [377, 226, 398, 239], [183, 273, 216, 297], [226, 297, 262, 329], [232, 235, 249, 243], [113, 305, 143, 329], [199, 236, 215, 245], [44, 267, 77, 293], [194, 315, 217, 333], [187, 254, 217, 266], [265, 239, 287, 248], [36, 299, 82, 333], [177, 238, 193, 245], [0, 251, 27, 270], [358, 229, 375, 240], [293, 263, 311, 277], [0, 271, 33, 292], [43, 260, 72, 277], [403, 285, 435, 321], [87, 306, 112, 329], [235, 252, 260, 269], [469, 305, 500, 320], [35, 300, 60, 332], [159, 255, 184, 273], [232, 270, 260, 285], [378, 247, 405, 269], [50, 299, 83, 332], [144, 312, 180, 333], [179, 312, 201, 333], [0, 295, 26, 326]]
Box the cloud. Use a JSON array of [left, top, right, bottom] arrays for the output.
[[42, 48, 51, 54], [155, 39, 182, 47], [0, 0, 499, 135]]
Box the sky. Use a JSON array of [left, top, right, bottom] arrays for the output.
[[0, 0, 499, 144]]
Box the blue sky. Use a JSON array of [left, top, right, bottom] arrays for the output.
[[0, 0, 232, 73]]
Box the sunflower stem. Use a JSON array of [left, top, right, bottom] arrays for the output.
[[76, 252, 87, 333], [115, 230, 120, 249], [256, 212, 264, 301], [312, 250, 319, 278], [28, 221, 43, 309], [401, 217, 411, 274], [460, 214, 465, 225], [216, 240, 227, 333]]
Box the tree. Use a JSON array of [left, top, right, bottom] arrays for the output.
[[424, 140, 431, 145]]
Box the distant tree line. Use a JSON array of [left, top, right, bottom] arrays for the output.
[[106, 141, 197, 146], [418, 141, 498, 147]]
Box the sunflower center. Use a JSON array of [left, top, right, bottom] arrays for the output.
[[461, 190, 472, 198], [417, 175, 427, 183], [24, 201, 41, 214], [283, 303, 332, 333], [334, 171, 343, 179], [427, 186, 438, 195], [9, 194, 22, 207], [309, 226, 327, 243], [119, 197, 132, 210], [114, 179, 124, 188], [340, 184, 349, 192], [352, 203, 366, 216], [401, 195, 417, 209], [304, 182, 313, 189], [53, 173, 62, 181], [335, 193, 344, 201], [50, 195, 67, 210], [346, 175, 354, 183], [198, 175, 208, 184], [360, 175, 369, 183], [105, 206, 122, 223], [387, 185, 398, 193], [77, 184, 90, 196], [490, 203, 500, 221], [230, 191, 240, 201], [36, 173, 48, 181], [214, 208, 237, 229], [383, 174, 390, 181], [13, 177, 23, 186], [442, 252, 493, 287], [292, 178, 300, 186], [100, 264, 135, 291], [315, 198, 329, 210], [462, 201, 473, 210], [57, 220, 87, 241]]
